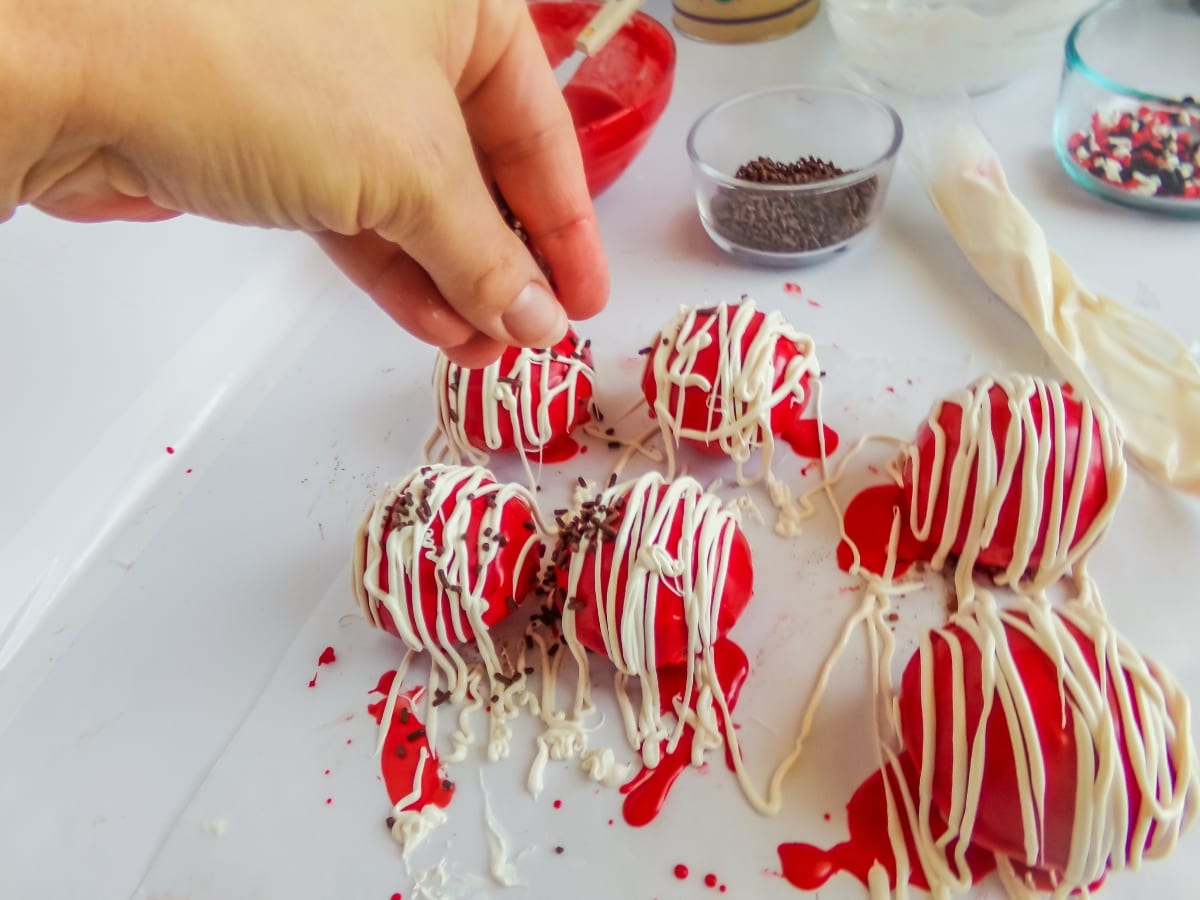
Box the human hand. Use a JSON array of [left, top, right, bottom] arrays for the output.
[[1, 0, 608, 366]]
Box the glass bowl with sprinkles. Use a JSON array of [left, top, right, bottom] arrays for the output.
[[1054, 0, 1200, 216], [686, 84, 903, 266]]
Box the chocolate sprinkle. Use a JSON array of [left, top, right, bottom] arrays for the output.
[[711, 154, 878, 254], [406, 728, 427, 742]]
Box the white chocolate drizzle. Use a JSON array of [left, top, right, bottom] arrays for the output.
[[904, 374, 1125, 602], [427, 339, 596, 489], [646, 298, 825, 536], [479, 770, 521, 887], [353, 463, 549, 765]]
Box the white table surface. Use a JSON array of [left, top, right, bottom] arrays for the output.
[[2, 3, 1199, 898]]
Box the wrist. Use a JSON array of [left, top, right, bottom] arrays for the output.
[[0, 1, 95, 217]]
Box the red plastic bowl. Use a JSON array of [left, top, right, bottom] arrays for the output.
[[530, 2, 676, 197]]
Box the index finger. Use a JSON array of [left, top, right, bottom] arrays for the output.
[[460, 8, 609, 324]]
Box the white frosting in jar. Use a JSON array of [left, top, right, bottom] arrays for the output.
[[827, 0, 1094, 95]]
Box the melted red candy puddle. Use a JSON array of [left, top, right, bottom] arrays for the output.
[[620, 638, 750, 826], [307, 645, 338, 688], [836, 484, 930, 578], [783, 419, 840, 459], [535, 440, 582, 464], [368, 671, 454, 813], [777, 754, 993, 893], [564, 84, 624, 127]]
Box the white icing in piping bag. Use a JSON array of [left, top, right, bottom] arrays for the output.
[[914, 111, 1200, 493]]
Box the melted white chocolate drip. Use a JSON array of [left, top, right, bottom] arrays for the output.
[[353, 464, 548, 764], [647, 298, 824, 536], [905, 374, 1126, 601], [428, 341, 596, 487], [891, 592, 1199, 898]]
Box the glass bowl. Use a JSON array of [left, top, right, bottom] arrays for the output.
[[687, 85, 903, 267], [530, 2, 676, 197], [826, 0, 1096, 96], [1053, 0, 1200, 216]]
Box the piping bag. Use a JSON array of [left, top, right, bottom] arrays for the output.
[[900, 94, 1200, 494]]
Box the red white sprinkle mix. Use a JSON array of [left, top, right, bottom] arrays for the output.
[[1067, 103, 1200, 200]]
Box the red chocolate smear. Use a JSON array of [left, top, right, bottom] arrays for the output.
[[308, 645, 338, 688], [621, 638, 750, 826], [368, 671, 454, 813], [536, 439, 582, 464], [777, 754, 993, 893], [836, 484, 929, 578], [783, 419, 840, 459]]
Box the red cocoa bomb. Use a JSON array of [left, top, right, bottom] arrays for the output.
[[554, 472, 753, 667], [641, 299, 822, 460], [897, 599, 1197, 890], [353, 464, 545, 648], [434, 327, 596, 464], [901, 374, 1122, 578]]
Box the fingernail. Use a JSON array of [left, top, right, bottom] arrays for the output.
[[502, 282, 567, 347]]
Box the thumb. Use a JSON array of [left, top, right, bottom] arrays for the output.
[[376, 81, 568, 349]]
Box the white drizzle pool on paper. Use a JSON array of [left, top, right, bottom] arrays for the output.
[[647, 299, 824, 537]]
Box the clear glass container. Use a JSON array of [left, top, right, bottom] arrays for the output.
[[687, 84, 903, 266], [826, 0, 1095, 96], [1053, 0, 1200, 216]]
